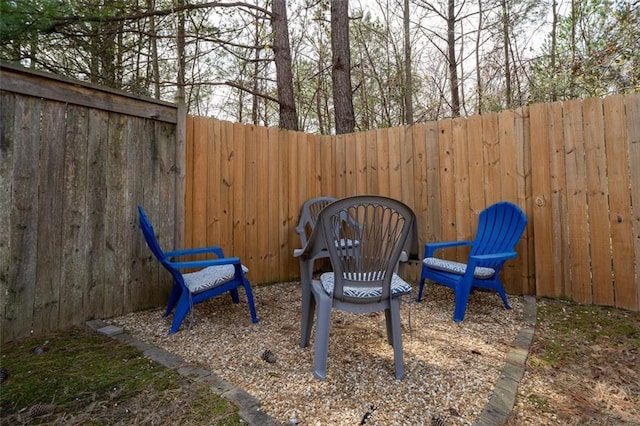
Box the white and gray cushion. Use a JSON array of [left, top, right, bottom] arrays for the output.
[[423, 257, 495, 279], [183, 264, 249, 294], [319, 272, 412, 298]]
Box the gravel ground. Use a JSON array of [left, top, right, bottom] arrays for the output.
[[113, 281, 525, 425]]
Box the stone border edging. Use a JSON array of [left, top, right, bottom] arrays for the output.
[[475, 295, 537, 425]]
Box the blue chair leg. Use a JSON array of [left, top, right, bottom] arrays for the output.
[[495, 283, 512, 310], [229, 288, 240, 303], [170, 293, 192, 334], [242, 281, 259, 323], [164, 283, 182, 317]]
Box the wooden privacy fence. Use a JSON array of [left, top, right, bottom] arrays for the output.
[[185, 93, 640, 312], [2, 62, 638, 344], [0, 63, 185, 343]]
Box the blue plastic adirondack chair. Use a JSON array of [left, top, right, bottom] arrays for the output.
[[138, 206, 258, 333], [416, 201, 527, 322]]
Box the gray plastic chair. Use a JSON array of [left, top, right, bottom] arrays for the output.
[[295, 196, 337, 252], [297, 195, 416, 380]]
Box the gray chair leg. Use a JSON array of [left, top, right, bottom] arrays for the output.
[[384, 309, 393, 345], [299, 260, 314, 348], [390, 299, 405, 380], [313, 298, 332, 380]]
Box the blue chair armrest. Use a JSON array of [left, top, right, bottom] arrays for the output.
[[469, 252, 518, 264], [424, 241, 472, 257], [164, 246, 225, 259], [168, 256, 242, 270]]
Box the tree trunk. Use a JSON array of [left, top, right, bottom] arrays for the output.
[[272, 0, 299, 130], [550, 0, 558, 101], [403, 0, 413, 125], [475, 0, 484, 114], [501, 0, 512, 108], [447, 0, 460, 117], [176, 0, 186, 104], [331, 0, 355, 134]]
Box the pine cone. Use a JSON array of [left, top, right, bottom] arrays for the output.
[[28, 403, 54, 417], [261, 349, 276, 363], [431, 415, 447, 426]]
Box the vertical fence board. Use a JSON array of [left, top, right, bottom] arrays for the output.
[[183, 116, 195, 249], [244, 124, 258, 271], [267, 127, 282, 280], [7, 96, 42, 340], [355, 131, 368, 195], [564, 100, 593, 304], [376, 128, 390, 197], [191, 117, 209, 253], [401, 126, 415, 215], [603, 95, 636, 310], [467, 115, 485, 221], [453, 117, 471, 260], [529, 103, 555, 297], [0, 93, 14, 342], [33, 101, 65, 334], [365, 130, 378, 195], [59, 105, 89, 328], [84, 108, 108, 318], [482, 113, 501, 206], [219, 121, 234, 255], [438, 119, 456, 247], [320, 135, 334, 195], [233, 123, 247, 261], [412, 123, 429, 243], [207, 119, 222, 252], [104, 115, 127, 318], [286, 130, 299, 276], [424, 122, 442, 245], [583, 98, 614, 305], [498, 110, 521, 292], [256, 125, 270, 281], [514, 107, 535, 293], [625, 94, 640, 310], [127, 117, 149, 313], [546, 102, 570, 297], [275, 127, 290, 278], [156, 120, 176, 307], [335, 134, 347, 198], [387, 126, 403, 202], [345, 133, 358, 197]]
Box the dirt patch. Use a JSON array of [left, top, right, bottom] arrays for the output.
[[508, 298, 640, 425]]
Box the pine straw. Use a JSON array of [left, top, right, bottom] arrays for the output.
[[114, 281, 525, 425], [507, 299, 640, 425]]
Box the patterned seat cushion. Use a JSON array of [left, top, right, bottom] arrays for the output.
[[183, 264, 249, 294], [320, 272, 412, 298], [423, 257, 494, 279]]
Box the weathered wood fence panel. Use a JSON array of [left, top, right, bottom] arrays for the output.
[[185, 94, 639, 312], [0, 63, 184, 343]]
